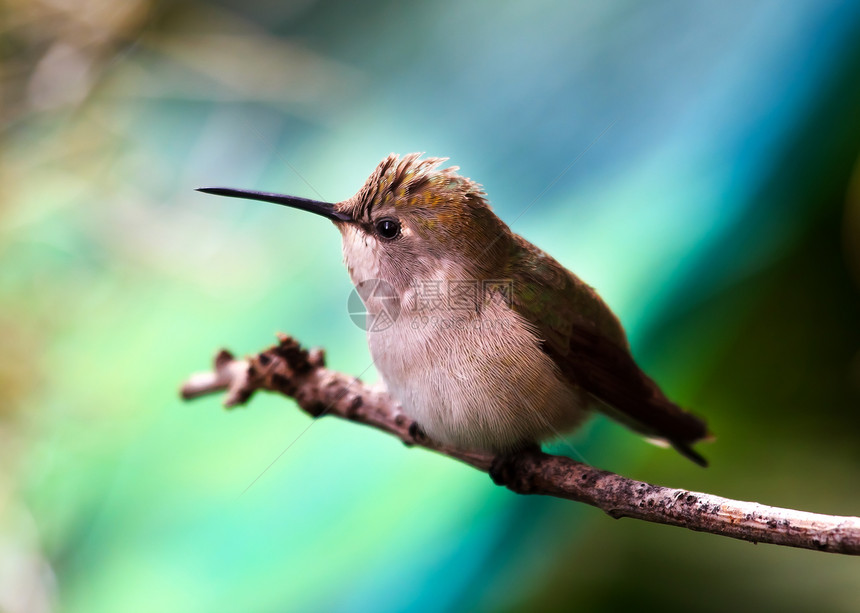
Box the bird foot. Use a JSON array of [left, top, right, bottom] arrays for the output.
[[489, 442, 541, 486], [407, 421, 429, 446]]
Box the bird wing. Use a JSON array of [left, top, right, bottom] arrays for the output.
[[508, 239, 710, 466]]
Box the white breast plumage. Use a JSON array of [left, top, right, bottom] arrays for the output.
[[367, 297, 587, 452]]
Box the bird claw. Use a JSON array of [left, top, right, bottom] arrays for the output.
[[407, 421, 429, 445], [489, 443, 541, 486]]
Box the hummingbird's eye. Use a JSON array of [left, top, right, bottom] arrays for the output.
[[375, 218, 401, 240]]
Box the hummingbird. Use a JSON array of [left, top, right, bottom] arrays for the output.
[[198, 153, 710, 466]]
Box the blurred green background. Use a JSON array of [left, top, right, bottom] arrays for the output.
[[2, 0, 860, 611]]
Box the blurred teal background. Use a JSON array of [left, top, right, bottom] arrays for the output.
[[2, 1, 860, 611]]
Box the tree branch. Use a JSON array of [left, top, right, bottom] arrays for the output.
[[180, 334, 860, 556]]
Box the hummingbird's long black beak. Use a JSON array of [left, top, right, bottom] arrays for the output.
[[196, 187, 352, 222]]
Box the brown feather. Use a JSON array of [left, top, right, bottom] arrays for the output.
[[543, 324, 710, 466], [508, 237, 710, 466]]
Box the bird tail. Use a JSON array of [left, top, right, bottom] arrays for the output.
[[592, 393, 711, 467], [557, 325, 712, 467]]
